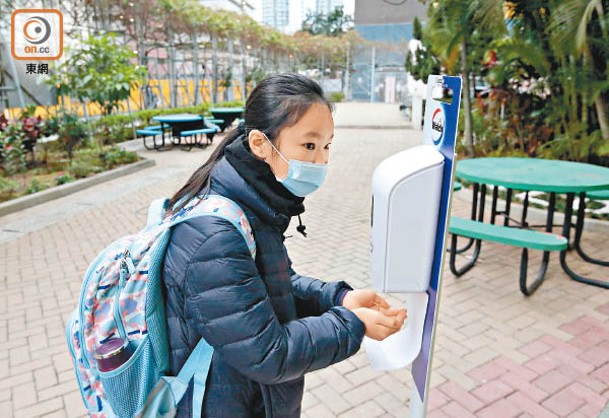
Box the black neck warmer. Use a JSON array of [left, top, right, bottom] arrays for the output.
[[224, 135, 305, 219]]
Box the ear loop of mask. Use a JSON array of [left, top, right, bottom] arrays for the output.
[[262, 132, 290, 165]]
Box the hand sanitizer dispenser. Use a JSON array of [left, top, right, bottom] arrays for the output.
[[370, 145, 445, 292], [366, 144, 445, 371]]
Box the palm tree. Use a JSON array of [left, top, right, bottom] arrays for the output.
[[549, 0, 609, 141], [426, 0, 484, 156]]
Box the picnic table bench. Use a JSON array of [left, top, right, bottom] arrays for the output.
[[139, 114, 219, 151], [136, 126, 166, 151], [449, 217, 568, 295], [178, 127, 218, 151]]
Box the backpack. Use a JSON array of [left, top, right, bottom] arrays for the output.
[[65, 194, 256, 418]]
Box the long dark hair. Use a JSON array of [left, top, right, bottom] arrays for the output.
[[168, 73, 333, 214]]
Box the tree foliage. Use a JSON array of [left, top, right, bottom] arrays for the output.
[[301, 6, 354, 37], [45, 33, 147, 116], [407, 0, 609, 163], [405, 17, 441, 82]]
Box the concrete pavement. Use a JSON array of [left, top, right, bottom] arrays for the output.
[[1, 102, 608, 417]]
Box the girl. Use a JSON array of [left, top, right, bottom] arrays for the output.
[[163, 73, 407, 417]]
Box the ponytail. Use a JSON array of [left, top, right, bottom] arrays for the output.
[[168, 122, 246, 214]]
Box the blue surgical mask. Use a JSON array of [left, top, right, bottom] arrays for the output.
[[263, 133, 328, 197]]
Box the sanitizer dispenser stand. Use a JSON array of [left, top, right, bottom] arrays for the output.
[[365, 75, 462, 418], [366, 145, 444, 368]]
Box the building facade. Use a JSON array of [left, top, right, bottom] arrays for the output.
[[261, 0, 290, 31], [351, 0, 427, 102], [315, 0, 343, 14]]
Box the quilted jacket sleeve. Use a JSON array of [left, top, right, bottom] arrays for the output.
[[288, 257, 353, 318], [182, 217, 365, 385]]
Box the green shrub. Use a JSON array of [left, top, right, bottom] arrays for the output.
[[40, 116, 61, 136], [328, 92, 344, 103], [98, 147, 138, 169], [93, 114, 134, 145], [55, 171, 76, 186], [69, 162, 103, 179], [0, 128, 28, 175], [73, 148, 102, 165], [209, 100, 244, 110], [58, 114, 87, 160], [26, 178, 49, 194], [0, 176, 20, 199]]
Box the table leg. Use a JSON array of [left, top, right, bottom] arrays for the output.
[[546, 192, 556, 233], [154, 122, 173, 151], [560, 193, 609, 288], [450, 182, 478, 254], [490, 186, 499, 224], [573, 192, 609, 266], [516, 192, 555, 295], [525, 192, 553, 291], [472, 182, 479, 220], [449, 234, 482, 277], [521, 191, 529, 228], [519, 248, 550, 296], [478, 184, 487, 223], [504, 188, 513, 226]]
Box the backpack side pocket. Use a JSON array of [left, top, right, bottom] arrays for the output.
[[99, 336, 160, 418]]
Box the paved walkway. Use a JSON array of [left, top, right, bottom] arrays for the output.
[[333, 102, 410, 129], [1, 103, 608, 417]]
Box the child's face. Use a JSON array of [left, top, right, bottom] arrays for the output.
[[251, 102, 334, 180]]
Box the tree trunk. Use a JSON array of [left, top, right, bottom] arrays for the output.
[[135, 15, 148, 110], [212, 36, 218, 106], [241, 45, 247, 102], [595, 94, 609, 141], [461, 40, 474, 156], [168, 31, 177, 108], [227, 39, 234, 102]]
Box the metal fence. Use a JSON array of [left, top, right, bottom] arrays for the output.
[[350, 43, 408, 104]]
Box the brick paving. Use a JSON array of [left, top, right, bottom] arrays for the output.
[[1, 102, 608, 417]]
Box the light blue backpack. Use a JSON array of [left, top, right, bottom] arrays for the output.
[[65, 195, 256, 418]]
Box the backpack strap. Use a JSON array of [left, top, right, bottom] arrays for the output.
[[147, 198, 170, 228], [166, 337, 214, 416], [168, 194, 256, 258], [164, 194, 257, 416]]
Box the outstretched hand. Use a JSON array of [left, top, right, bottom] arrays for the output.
[[342, 289, 407, 341], [342, 289, 390, 311], [351, 307, 408, 341]]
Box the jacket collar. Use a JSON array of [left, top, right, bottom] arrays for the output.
[[211, 137, 305, 231]]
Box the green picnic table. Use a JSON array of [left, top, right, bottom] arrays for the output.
[[452, 157, 609, 294], [150, 114, 219, 151], [209, 107, 244, 132]]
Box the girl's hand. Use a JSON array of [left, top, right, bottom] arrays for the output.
[[342, 289, 390, 311], [351, 307, 408, 341]]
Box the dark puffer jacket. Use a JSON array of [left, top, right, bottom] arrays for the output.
[[162, 138, 365, 417]]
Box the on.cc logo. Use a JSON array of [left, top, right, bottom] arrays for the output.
[[23, 16, 52, 45], [11, 9, 63, 60]]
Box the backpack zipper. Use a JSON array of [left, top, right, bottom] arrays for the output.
[[77, 251, 109, 369], [112, 248, 133, 342]]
